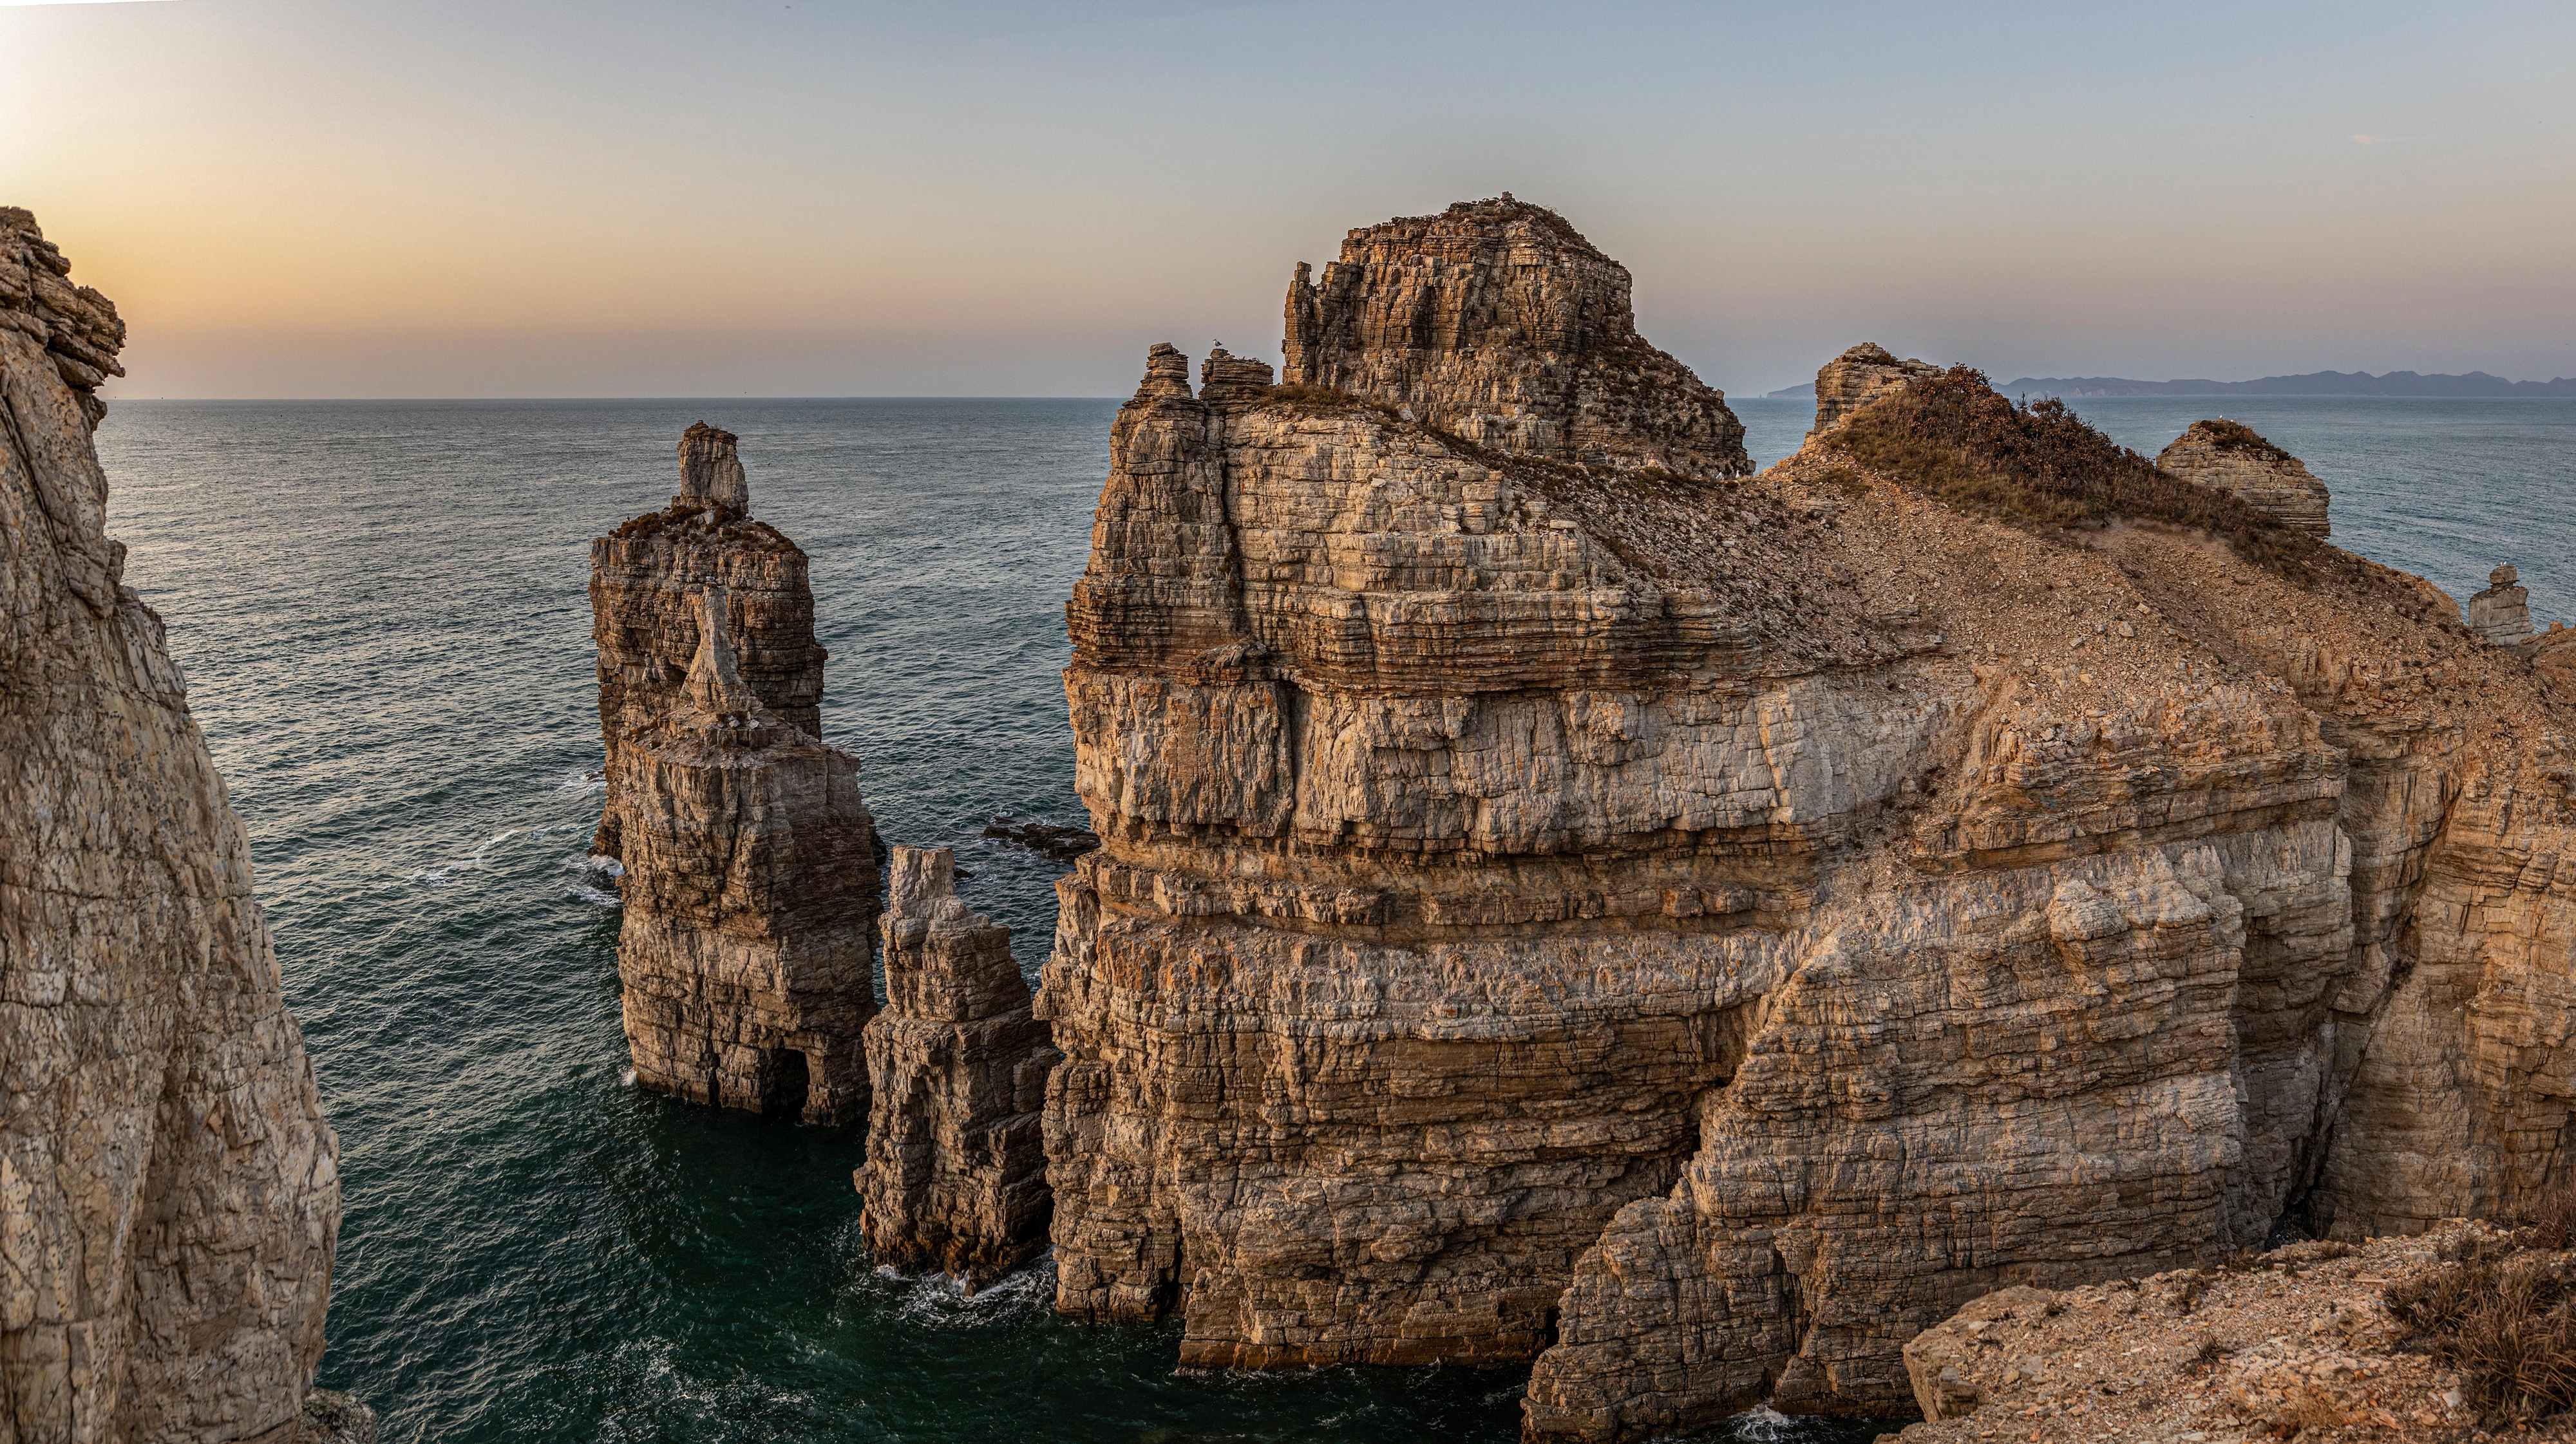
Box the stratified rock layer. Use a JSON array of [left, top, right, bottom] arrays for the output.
[[1038, 200, 2576, 1443], [1, 207, 339, 1441], [2470, 563, 2533, 645], [1810, 342, 1937, 435], [612, 588, 882, 1124], [857, 847, 1057, 1289], [2155, 418, 2333, 536], [1283, 196, 1750, 476], [589, 424, 824, 857]]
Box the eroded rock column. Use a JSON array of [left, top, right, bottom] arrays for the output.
[[856, 847, 1057, 1288], [612, 586, 882, 1124]]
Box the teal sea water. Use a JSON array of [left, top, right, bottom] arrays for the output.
[[94, 395, 2572, 1443]]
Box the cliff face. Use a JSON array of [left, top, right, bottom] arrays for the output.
[[611, 587, 882, 1124], [589, 424, 825, 857], [1042, 198, 2576, 1441], [1, 209, 340, 1440], [2155, 418, 2333, 537], [1282, 196, 1750, 477], [857, 847, 1056, 1289]]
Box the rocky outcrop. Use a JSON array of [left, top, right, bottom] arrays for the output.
[[2470, 563, 2534, 644], [1809, 342, 1938, 435], [1282, 196, 1750, 476], [856, 847, 1057, 1289], [2155, 418, 2333, 536], [2, 209, 340, 1441], [611, 586, 882, 1124], [589, 423, 825, 857], [1039, 198, 2576, 1441]]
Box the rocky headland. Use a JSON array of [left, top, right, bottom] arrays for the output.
[[2, 207, 342, 1439], [857, 847, 1057, 1289], [1020, 196, 2576, 1441]]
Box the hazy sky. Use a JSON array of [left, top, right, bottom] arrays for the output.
[[5, 0, 2572, 398]]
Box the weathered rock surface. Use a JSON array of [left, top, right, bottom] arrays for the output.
[[1809, 342, 1938, 435], [589, 423, 824, 857], [611, 586, 882, 1124], [1038, 202, 2576, 1444], [2470, 563, 2533, 645], [1282, 196, 1750, 477], [2156, 418, 2334, 536], [294, 1389, 381, 1444], [857, 847, 1057, 1289], [1, 208, 340, 1441]]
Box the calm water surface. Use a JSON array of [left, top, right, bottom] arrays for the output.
[[96, 394, 2571, 1442]]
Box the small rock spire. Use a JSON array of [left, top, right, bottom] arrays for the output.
[[676, 421, 750, 512], [683, 586, 758, 715]]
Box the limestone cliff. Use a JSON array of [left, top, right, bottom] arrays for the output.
[[589, 423, 825, 857], [1810, 342, 1938, 435], [856, 847, 1057, 1289], [1, 208, 340, 1441], [1039, 198, 2576, 1442], [611, 587, 882, 1124], [2155, 418, 2333, 536], [1282, 196, 1749, 477]]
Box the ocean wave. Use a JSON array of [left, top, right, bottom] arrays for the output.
[[878, 1251, 1056, 1328], [564, 883, 621, 908], [558, 768, 608, 796]]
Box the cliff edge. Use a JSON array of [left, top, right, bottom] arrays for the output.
[[1, 208, 341, 1440]]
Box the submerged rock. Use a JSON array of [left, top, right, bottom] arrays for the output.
[[1, 207, 340, 1441], [857, 847, 1057, 1289], [2155, 418, 2333, 536], [1037, 194, 2576, 1441], [612, 587, 882, 1124]]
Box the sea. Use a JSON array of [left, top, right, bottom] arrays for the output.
[[92, 393, 2573, 1443]]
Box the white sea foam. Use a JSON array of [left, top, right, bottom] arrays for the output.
[[559, 769, 608, 796], [879, 1250, 1056, 1328], [564, 883, 621, 908], [620, 1069, 636, 1087], [1728, 1404, 1799, 1441]]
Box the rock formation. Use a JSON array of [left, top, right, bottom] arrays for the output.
[[1282, 196, 1750, 476], [856, 847, 1057, 1289], [1039, 197, 2576, 1442], [1810, 341, 1938, 435], [2470, 563, 2533, 645], [611, 586, 882, 1124], [1, 208, 340, 1440], [589, 422, 825, 857], [2155, 418, 2333, 536]]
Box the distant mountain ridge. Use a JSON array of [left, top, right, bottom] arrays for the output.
[[1761, 370, 2576, 400], [2007, 370, 2576, 399]]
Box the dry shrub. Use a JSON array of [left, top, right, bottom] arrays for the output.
[[2387, 1254, 2576, 1424], [2519, 1178, 2576, 1250], [1828, 367, 2323, 585], [2187, 417, 2301, 468]]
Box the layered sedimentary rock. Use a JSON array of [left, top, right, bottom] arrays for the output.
[[611, 587, 882, 1124], [589, 423, 825, 857], [856, 847, 1057, 1288], [2469, 563, 2533, 645], [1, 208, 339, 1441], [1282, 196, 1750, 476], [2155, 418, 2333, 536], [1040, 197, 2576, 1443], [1809, 341, 1938, 435]]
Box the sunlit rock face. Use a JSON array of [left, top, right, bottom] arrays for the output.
[[1282, 196, 1750, 477], [1040, 200, 2576, 1443], [1, 206, 340, 1443], [857, 847, 1057, 1290], [611, 587, 882, 1125], [588, 423, 826, 858], [1808, 341, 1938, 435], [2155, 419, 2333, 537]]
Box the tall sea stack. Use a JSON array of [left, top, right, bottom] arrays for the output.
[[1, 208, 341, 1439], [589, 423, 826, 858], [1037, 197, 2576, 1441], [857, 847, 1058, 1288]]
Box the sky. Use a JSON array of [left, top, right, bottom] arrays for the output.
[[3, 0, 2572, 399]]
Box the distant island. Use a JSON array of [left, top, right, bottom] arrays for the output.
[[1765, 369, 2576, 400]]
